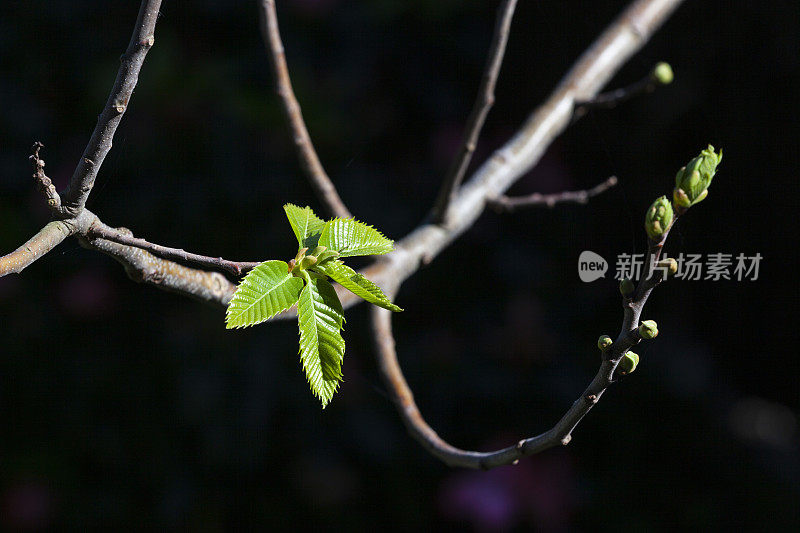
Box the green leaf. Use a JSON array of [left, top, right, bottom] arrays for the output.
[[284, 204, 326, 249], [297, 277, 346, 407], [225, 261, 304, 328], [313, 260, 402, 312], [319, 218, 394, 257]]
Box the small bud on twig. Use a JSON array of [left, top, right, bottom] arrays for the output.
[[598, 335, 613, 351], [618, 351, 639, 374], [656, 258, 678, 278], [638, 320, 659, 339], [672, 145, 722, 213], [651, 62, 673, 85], [619, 278, 636, 299], [644, 196, 674, 240]]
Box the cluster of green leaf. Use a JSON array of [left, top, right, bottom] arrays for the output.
[[226, 205, 402, 407]]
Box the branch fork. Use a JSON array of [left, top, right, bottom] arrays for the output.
[[0, 0, 688, 469]]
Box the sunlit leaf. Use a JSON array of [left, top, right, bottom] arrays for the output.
[[319, 218, 394, 257], [225, 261, 303, 328], [313, 260, 402, 312], [284, 204, 325, 248], [297, 276, 346, 407]]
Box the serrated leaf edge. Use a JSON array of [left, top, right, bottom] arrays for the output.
[[225, 261, 303, 328]]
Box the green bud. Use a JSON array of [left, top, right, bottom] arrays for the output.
[[652, 62, 673, 85], [656, 258, 678, 277], [307, 245, 327, 257], [618, 352, 639, 374], [597, 335, 613, 351], [644, 196, 674, 240], [619, 278, 636, 299], [672, 145, 722, 212], [299, 255, 318, 269], [294, 247, 309, 263], [639, 320, 659, 339], [672, 187, 691, 209]]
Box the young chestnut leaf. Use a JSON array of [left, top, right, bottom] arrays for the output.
[[227, 205, 402, 408], [319, 217, 394, 257], [297, 275, 345, 407], [284, 203, 326, 249], [312, 259, 403, 312], [225, 260, 304, 328]]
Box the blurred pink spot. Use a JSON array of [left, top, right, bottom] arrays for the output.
[[2, 482, 53, 531], [439, 445, 578, 532], [57, 270, 116, 318]]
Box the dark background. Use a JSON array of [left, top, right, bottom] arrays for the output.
[[1, 0, 798, 530]]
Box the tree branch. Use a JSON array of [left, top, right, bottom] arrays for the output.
[[433, 0, 519, 224], [363, 0, 685, 468], [1, 143, 70, 277], [0, 222, 72, 276], [258, 0, 351, 219], [488, 176, 618, 213], [370, 207, 672, 470], [572, 62, 672, 122], [61, 0, 162, 215], [86, 223, 262, 277], [80, 219, 237, 306], [360, 0, 685, 286], [3, 0, 687, 468]]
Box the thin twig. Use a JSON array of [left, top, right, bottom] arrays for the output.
[[30, 142, 62, 212], [81, 222, 237, 306], [87, 224, 262, 277], [433, 0, 518, 225], [258, 0, 351, 219], [276, 0, 685, 318], [371, 200, 671, 470], [572, 65, 667, 122], [488, 176, 618, 213], [61, 0, 162, 216], [363, 0, 685, 468]]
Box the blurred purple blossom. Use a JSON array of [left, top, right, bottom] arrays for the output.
[[439, 444, 578, 532]]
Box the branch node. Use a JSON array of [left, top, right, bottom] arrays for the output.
[[560, 434, 572, 446], [432, 0, 519, 223]]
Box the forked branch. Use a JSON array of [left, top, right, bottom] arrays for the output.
[[62, 0, 162, 215], [367, 0, 686, 468], [433, 0, 519, 225], [80, 221, 237, 306], [2, 0, 688, 469]]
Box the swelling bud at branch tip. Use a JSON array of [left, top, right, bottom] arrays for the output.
[[673, 145, 722, 212], [645, 196, 673, 240], [652, 62, 673, 85]]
